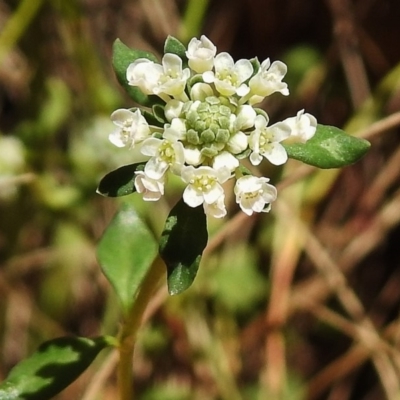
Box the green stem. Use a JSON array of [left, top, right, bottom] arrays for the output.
[[0, 0, 45, 63], [117, 256, 165, 400], [179, 0, 210, 44]]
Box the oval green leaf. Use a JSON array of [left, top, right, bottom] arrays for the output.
[[97, 163, 146, 197], [283, 124, 371, 168], [112, 39, 161, 107], [97, 202, 158, 312], [159, 198, 208, 295], [0, 336, 111, 400], [164, 36, 188, 67]]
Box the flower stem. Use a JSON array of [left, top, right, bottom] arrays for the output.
[[179, 0, 210, 44], [0, 0, 44, 63], [117, 256, 165, 400]]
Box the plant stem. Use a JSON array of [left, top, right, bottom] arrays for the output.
[[0, 0, 45, 63], [178, 0, 210, 44], [117, 256, 165, 400]]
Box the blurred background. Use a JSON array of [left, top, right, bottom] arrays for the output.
[[1, 0, 400, 399]]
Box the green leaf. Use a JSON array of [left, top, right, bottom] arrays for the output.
[[112, 39, 161, 107], [97, 203, 158, 312], [159, 198, 208, 295], [283, 124, 371, 168], [152, 104, 167, 124], [164, 36, 188, 66], [97, 163, 145, 197], [0, 336, 111, 400]]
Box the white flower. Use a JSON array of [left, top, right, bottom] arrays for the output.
[[127, 54, 190, 99], [134, 171, 165, 201], [109, 109, 151, 148], [248, 59, 289, 104], [186, 35, 217, 73], [190, 82, 214, 101], [235, 105, 257, 130], [283, 109, 317, 142], [203, 53, 253, 97], [212, 151, 239, 171], [181, 165, 231, 208], [163, 118, 187, 141], [227, 131, 248, 154], [141, 138, 185, 179], [154, 53, 191, 97], [184, 146, 204, 166], [126, 59, 160, 94], [234, 175, 277, 216], [203, 195, 227, 218], [164, 99, 184, 121], [249, 115, 290, 166]]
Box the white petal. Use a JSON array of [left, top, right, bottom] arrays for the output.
[[111, 109, 135, 126], [183, 185, 204, 207], [213, 151, 239, 172], [108, 130, 126, 147], [203, 196, 227, 218], [235, 105, 257, 130], [235, 59, 253, 82], [190, 83, 214, 101], [214, 52, 234, 71], [144, 158, 168, 179], [164, 100, 184, 121], [203, 184, 224, 204], [227, 131, 248, 154], [140, 138, 162, 156], [250, 151, 262, 166], [263, 143, 288, 165]]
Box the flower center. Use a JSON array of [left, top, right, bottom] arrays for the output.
[[259, 129, 274, 151], [158, 141, 176, 165], [184, 96, 235, 158], [190, 174, 216, 192], [216, 69, 239, 86], [243, 188, 263, 200]]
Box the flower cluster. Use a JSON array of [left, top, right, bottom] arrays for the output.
[[108, 35, 317, 217]]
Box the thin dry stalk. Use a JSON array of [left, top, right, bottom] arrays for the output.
[[277, 199, 400, 398]]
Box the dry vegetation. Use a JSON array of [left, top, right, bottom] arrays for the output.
[[1, 0, 400, 399]]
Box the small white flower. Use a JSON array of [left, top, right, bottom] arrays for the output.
[[186, 35, 217, 73], [134, 171, 165, 201], [248, 59, 289, 104], [212, 151, 239, 171], [203, 195, 227, 218], [109, 109, 151, 148], [283, 109, 317, 142], [190, 82, 214, 101], [163, 118, 187, 141], [227, 131, 248, 154], [235, 105, 257, 130], [249, 115, 290, 166], [141, 138, 185, 179], [126, 59, 160, 94], [234, 175, 277, 216], [155, 53, 191, 97], [164, 99, 184, 121], [184, 146, 204, 166], [127, 54, 190, 99], [203, 53, 253, 97], [181, 165, 231, 208]]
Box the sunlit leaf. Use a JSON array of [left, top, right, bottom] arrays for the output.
[[97, 163, 146, 197], [0, 336, 111, 400], [284, 124, 371, 168], [97, 203, 158, 312], [159, 199, 208, 295], [112, 39, 160, 107]]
